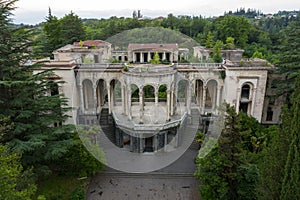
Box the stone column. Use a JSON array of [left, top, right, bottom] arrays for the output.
[[167, 90, 171, 120], [140, 52, 143, 63], [139, 90, 144, 123], [93, 84, 97, 115], [121, 85, 125, 114], [236, 88, 241, 113], [187, 83, 192, 115], [133, 52, 136, 63], [140, 136, 144, 153], [163, 52, 166, 60], [107, 84, 112, 114], [148, 52, 151, 62], [202, 85, 207, 114], [155, 88, 159, 105], [127, 87, 132, 120], [79, 85, 85, 113], [216, 86, 221, 109], [170, 90, 174, 116], [251, 88, 257, 116], [164, 132, 168, 152]]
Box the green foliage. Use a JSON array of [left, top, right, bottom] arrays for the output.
[[251, 50, 264, 59], [0, 0, 76, 172], [274, 19, 300, 98], [57, 131, 104, 177], [42, 11, 86, 56], [70, 187, 85, 200], [205, 31, 214, 48], [225, 36, 235, 49], [280, 72, 300, 199], [195, 104, 265, 200], [0, 144, 37, 199], [212, 40, 224, 63], [36, 174, 90, 200], [150, 52, 160, 64]]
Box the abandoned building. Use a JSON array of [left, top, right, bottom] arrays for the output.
[[38, 39, 282, 154]]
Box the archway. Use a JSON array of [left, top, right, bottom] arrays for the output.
[[195, 79, 204, 107], [131, 84, 139, 104], [143, 85, 155, 102], [158, 84, 167, 103], [110, 79, 122, 107], [239, 83, 253, 115], [205, 80, 218, 110], [177, 79, 188, 105], [96, 79, 106, 111], [82, 79, 94, 111]]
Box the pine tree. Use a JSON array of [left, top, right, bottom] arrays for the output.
[[0, 0, 75, 170]]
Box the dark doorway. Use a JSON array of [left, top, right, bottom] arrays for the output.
[[239, 102, 249, 113], [144, 137, 153, 152]]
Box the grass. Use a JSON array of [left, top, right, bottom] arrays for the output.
[[35, 173, 91, 200]]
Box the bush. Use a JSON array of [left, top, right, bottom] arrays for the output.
[[70, 187, 85, 200]]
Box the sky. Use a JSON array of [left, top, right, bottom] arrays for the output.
[[13, 0, 300, 24]]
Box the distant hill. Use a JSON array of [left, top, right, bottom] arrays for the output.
[[106, 27, 199, 50]]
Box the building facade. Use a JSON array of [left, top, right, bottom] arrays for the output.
[[39, 40, 277, 153]]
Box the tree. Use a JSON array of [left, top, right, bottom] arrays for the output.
[[280, 73, 300, 200], [60, 11, 86, 45], [205, 31, 214, 48], [0, 116, 36, 199], [43, 11, 86, 56], [215, 15, 252, 48], [274, 19, 300, 98], [211, 40, 224, 63], [0, 0, 75, 171], [43, 7, 63, 55], [195, 104, 259, 199], [0, 144, 37, 199], [150, 52, 160, 64]]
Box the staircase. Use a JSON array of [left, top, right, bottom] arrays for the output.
[[189, 108, 200, 150], [99, 108, 116, 144]]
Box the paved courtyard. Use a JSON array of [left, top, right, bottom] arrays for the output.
[[86, 148, 201, 200]]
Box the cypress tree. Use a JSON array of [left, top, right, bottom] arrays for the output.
[[280, 73, 300, 199]]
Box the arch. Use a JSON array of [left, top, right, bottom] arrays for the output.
[[96, 79, 107, 111], [82, 79, 94, 110], [239, 82, 254, 115], [177, 79, 188, 101], [110, 79, 122, 106], [130, 84, 139, 102], [158, 84, 167, 103], [205, 79, 218, 110], [143, 85, 155, 102], [195, 79, 204, 106]]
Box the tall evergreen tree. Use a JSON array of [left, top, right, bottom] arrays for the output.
[[280, 73, 300, 199], [43, 7, 63, 55], [60, 11, 86, 45], [195, 104, 259, 199], [0, 0, 75, 170], [274, 18, 300, 98]]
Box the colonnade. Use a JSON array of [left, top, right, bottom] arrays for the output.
[[79, 78, 223, 118]]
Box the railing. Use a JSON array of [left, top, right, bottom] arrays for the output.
[[112, 111, 188, 132], [78, 63, 124, 69], [175, 63, 222, 69]]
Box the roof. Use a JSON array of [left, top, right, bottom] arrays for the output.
[[128, 43, 178, 51], [73, 40, 111, 47]]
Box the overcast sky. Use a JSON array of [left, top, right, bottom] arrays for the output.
[[12, 0, 300, 24]]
